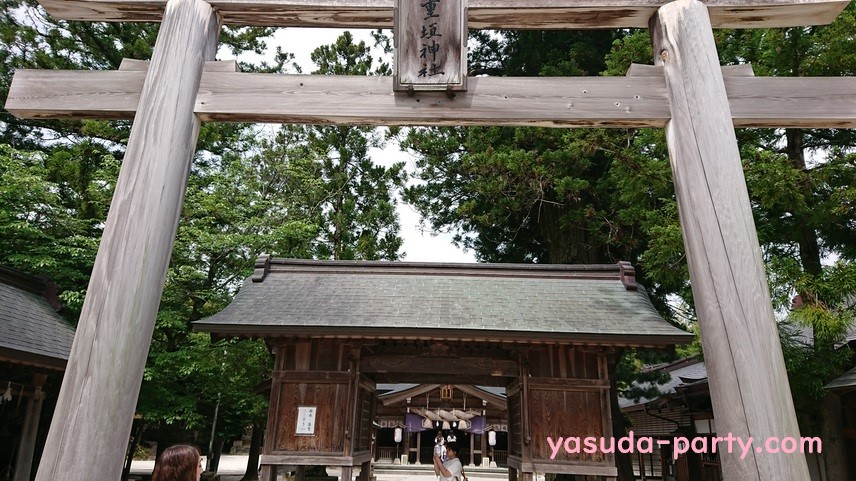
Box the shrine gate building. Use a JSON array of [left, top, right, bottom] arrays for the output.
[[195, 256, 691, 480]]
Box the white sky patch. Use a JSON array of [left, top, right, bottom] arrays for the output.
[[221, 27, 476, 263]]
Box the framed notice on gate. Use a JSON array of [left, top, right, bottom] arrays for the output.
[[394, 0, 467, 91], [296, 406, 317, 435]]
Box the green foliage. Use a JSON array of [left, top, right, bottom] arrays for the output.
[[403, 31, 684, 311], [0, 0, 274, 153], [136, 127, 345, 440], [140, 336, 271, 439], [0, 143, 117, 319], [2, 0, 854, 463], [469, 30, 619, 77], [135, 32, 408, 439], [400, 37, 689, 477], [405, 16, 856, 445], [266, 32, 405, 261], [717, 6, 856, 422], [0, 26, 406, 449], [311, 31, 391, 76], [0, 2, 293, 447], [614, 349, 676, 403]]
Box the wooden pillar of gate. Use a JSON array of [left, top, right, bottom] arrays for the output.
[[13, 374, 47, 481], [508, 346, 616, 478], [415, 428, 422, 464], [32, 1, 220, 479], [261, 340, 374, 479], [403, 428, 411, 464], [650, 0, 809, 479]]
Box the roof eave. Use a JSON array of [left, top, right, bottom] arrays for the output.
[[193, 323, 692, 347], [0, 346, 68, 371]]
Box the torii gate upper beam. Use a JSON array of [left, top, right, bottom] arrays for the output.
[[37, 0, 851, 28]]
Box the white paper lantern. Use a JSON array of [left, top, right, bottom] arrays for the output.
[[394, 427, 403, 443], [488, 430, 497, 446]]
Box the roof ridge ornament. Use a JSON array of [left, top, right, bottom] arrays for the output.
[[252, 253, 271, 282], [618, 261, 636, 291]]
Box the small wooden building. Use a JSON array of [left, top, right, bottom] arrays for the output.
[[374, 383, 509, 467], [619, 357, 716, 481], [196, 257, 690, 480], [624, 353, 834, 481], [0, 266, 74, 481], [826, 367, 856, 478]]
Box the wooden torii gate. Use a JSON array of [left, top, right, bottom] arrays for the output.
[[5, 0, 855, 480]]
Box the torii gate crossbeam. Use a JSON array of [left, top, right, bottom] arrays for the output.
[[35, 0, 852, 28], [7, 66, 856, 128]]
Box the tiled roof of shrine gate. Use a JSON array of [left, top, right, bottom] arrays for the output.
[[195, 257, 691, 346]]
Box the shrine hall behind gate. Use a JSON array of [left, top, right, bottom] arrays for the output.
[[194, 257, 690, 480]]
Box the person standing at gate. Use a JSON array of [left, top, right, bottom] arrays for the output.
[[151, 444, 204, 481], [433, 441, 463, 481], [434, 430, 447, 461]]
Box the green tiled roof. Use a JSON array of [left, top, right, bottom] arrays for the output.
[[195, 258, 690, 346]]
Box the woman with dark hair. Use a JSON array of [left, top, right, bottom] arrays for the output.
[[433, 441, 463, 481], [151, 444, 203, 481]]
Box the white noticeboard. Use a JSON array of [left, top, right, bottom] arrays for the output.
[[296, 406, 317, 436]]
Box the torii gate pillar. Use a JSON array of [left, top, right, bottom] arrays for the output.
[[33, 0, 220, 479], [651, 1, 809, 479]]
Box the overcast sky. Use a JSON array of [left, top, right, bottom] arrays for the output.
[[223, 27, 476, 263]]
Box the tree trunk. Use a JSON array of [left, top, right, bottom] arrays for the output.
[[784, 128, 849, 479], [208, 437, 225, 474], [240, 422, 264, 481], [122, 421, 145, 481], [539, 203, 603, 264], [784, 129, 823, 279]]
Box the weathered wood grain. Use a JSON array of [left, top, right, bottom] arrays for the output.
[[528, 462, 617, 477], [8, 69, 856, 128], [119, 57, 239, 71], [31, 0, 220, 480], [6, 70, 668, 126], [361, 355, 519, 377], [529, 389, 605, 463], [260, 454, 367, 465], [725, 76, 856, 128], [627, 62, 756, 77], [198, 74, 669, 127], [651, 1, 809, 480], [36, 0, 850, 27], [273, 382, 349, 453], [394, 0, 467, 91]]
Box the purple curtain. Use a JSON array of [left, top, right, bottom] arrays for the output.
[[463, 415, 487, 434], [405, 413, 427, 432]]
